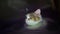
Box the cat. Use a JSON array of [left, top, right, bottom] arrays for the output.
[[24, 9, 47, 30]]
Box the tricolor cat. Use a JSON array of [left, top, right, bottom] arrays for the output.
[[25, 9, 47, 30]]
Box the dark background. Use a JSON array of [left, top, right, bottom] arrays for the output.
[[0, 0, 60, 34]]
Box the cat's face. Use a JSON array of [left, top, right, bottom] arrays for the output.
[[25, 9, 42, 25]]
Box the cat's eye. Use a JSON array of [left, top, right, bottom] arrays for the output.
[[28, 18, 30, 20], [28, 17, 32, 20]]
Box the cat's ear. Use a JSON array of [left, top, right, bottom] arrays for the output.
[[34, 9, 41, 15]]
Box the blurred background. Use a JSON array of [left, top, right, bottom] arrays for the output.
[[0, 0, 60, 34]]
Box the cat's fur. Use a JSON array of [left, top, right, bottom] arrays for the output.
[[25, 9, 47, 30]]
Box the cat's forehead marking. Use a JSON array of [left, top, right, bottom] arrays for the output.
[[26, 13, 38, 18]]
